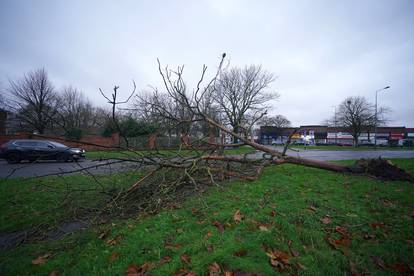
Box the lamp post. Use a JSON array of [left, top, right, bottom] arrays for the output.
[[374, 86, 390, 147]]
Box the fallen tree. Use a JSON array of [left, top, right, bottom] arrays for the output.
[[99, 54, 413, 215]]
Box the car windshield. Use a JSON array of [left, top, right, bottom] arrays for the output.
[[48, 141, 68, 148]]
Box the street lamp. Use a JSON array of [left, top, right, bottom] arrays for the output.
[[374, 86, 390, 147], [331, 105, 337, 144]]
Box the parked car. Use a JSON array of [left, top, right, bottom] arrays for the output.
[[0, 139, 85, 164]]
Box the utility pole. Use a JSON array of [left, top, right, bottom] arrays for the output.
[[374, 86, 390, 147]]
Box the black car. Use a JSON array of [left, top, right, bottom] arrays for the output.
[[0, 139, 86, 164]]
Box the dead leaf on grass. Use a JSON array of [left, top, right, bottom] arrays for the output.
[[108, 252, 121, 263], [180, 254, 192, 265], [320, 216, 332, 224], [287, 240, 300, 257], [125, 262, 155, 276], [269, 210, 277, 217], [308, 205, 317, 212], [327, 236, 351, 250], [212, 221, 224, 233], [49, 270, 58, 276], [233, 249, 247, 257], [370, 222, 385, 229], [233, 209, 243, 223], [349, 260, 360, 276], [266, 250, 291, 272], [335, 226, 349, 236], [106, 235, 123, 246], [363, 233, 375, 240], [208, 262, 221, 275], [32, 254, 51, 265], [389, 262, 412, 273], [159, 256, 172, 265], [173, 268, 195, 276], [259, 225, 269, 232], [370, 255, 386, 270], [165, 243, 182, 250], [381, 199, 394, 207]]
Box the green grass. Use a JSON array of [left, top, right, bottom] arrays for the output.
[[285, 145, 414, 151], [1, 159, 413, 275], [86, 146, 255, 159], [0, 172, 142, 233]]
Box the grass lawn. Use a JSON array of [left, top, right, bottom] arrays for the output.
[[86, 145, 256, 159], [286, 145, 414, 151], [1, 159, 413, 275]]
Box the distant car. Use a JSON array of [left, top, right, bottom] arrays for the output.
[[0, 139, 85, 164]]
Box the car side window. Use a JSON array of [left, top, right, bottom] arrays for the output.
[[35, 142, 53, 148], [17, 141, 37, 147]]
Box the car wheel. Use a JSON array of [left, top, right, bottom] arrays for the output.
[[6, 152, 21, 164]]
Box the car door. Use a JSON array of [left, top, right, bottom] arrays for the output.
[[16, 141, 38, 160], [35, 141, 57, 160]]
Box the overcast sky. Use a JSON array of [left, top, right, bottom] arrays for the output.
[[1, 0, 413, 126]]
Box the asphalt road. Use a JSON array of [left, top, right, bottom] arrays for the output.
[[266, 147, 414, 161], [0, 159, 142, 179], [1, 149, 414, 178]]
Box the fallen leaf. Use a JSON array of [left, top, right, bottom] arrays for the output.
[[363, 233, 375, 240], [206, 231, 213, 238], [173, 268, 195, 276], [370, 256, 386, 269], [99, 229, 110, 239], [370, 222, 385, 229], [165, 243, 182, 250], [327, 236, 351, 249], [234, 210, 243, 223], [308, 206, 317, 212], [212, 221, 224, 233], [233, 249, 247, 257], [106, 235, 123, 246], [269, 210, 277, 217], [159, 256, 172, 265], [208, 262, 221, 275], [349, 260, 360, 276], [296, 262, 307, 270], [335, 226, 349, 236], [108, 252, 121, 263], [389, 263, 410, 273], [50, 270, 58, 276], [381, 199, 394, 207], [127, 263, 155, 276], [180, 254, 192, 265], [320, 216, 332, 224], [287, 240, 300, 257], [206, 244, 215, 252], [32, 254, 51, 265], [266, 250, 290, 272], [259, 225, 269, 232]]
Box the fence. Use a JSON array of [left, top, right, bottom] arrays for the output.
[[0, 133, 221, 151]]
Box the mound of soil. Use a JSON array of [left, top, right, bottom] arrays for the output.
[[354, 158, 414, 182]]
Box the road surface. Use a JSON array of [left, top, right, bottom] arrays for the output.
[[0, 159, 142, 179], [263, 147, 414, 161], [1, 149, 414, 178]]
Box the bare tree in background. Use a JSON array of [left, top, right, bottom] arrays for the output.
[[258, 114, 291, 128], [213, 65, 278, 142], [54, 86, 102, 138], [8, 68, 59, 134], [334, 96, 389, 147]]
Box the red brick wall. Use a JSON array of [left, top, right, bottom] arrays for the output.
[[0, 133, 120, 151]]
